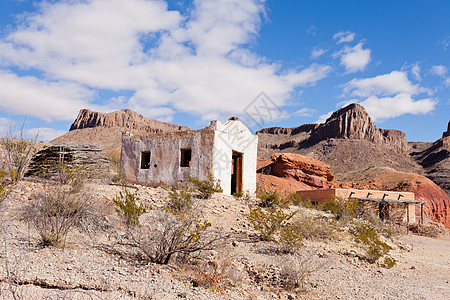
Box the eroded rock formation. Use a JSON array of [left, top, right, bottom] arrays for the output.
[[26, 143, 110, 180]]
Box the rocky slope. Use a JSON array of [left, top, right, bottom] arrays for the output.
[[257, 103, 422, 179], [410, 124, 450, 196], [52, 109, 189, 150]]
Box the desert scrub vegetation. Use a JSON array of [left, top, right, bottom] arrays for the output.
[[351, 222, 393, 264], [1, 120, 39, 183], [320, 196, 362, 222], [291, 210, 340, 242], [114, 181, 226, 265], [247, 205, 297, 242], [112, 183, 147, 227], [20, 162, 93, 248], [188, 174, 223, 199]]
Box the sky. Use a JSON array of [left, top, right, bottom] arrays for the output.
[[0, 0, 448, 142]]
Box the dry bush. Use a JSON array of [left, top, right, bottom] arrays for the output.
[[1, 120, 38, 183], [114, 183, 227, 265], [320, 196, 362, 222], [351, 222, 392, 263], [20, 163, 93, 248], [278, 223, 304, 253], [408, 223, 446, 237], [188, 174, 223, 199], [112, 183, 147, 227], [247, 205, 297, 241], [166, 182, 194, 213], [279, 251, 322, 293], [292, 211, 339, 241]]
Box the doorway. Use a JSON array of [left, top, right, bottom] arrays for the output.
[[231, 151, 243, 195]]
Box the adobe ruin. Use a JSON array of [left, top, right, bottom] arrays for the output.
[[120, 117, 258, 195]]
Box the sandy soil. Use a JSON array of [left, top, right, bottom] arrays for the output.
[[0, 180, 449, 299]]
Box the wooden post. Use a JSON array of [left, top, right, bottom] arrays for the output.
[[406, 203, 410, 234], [420, 204, 424, 225]]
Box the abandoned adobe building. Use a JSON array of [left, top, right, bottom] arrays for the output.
[[120, 117, 258, 195], [298, 189, 426, 226]]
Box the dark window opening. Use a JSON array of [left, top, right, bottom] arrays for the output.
[[379, 202, 390, 220], [180, 148, 192, 167], [141, 151, 151, 169]]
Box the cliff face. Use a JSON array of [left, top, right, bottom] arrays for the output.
[[52, 109, 190, 151], [443, 121, 450, 138], [69, 109, 189, 133], [309, 104, 408, 152]]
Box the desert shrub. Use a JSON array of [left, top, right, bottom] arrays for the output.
[[113, 184, 147, 227], [351, 223, 392, 263], [20, 164, 92, 248], [292, 212, 338, 241], [285, 192, 311, 207], [279, 223, 304, 253], [132, 208, 225, 264], [166, 182, 194, 213], [279, 252, 319, 292], [408, 223, 445, 238], [233, 190, 251, 201], [320, 196, 361, 221], [247, 205, 297, 241], [381, 256, 396, 269], [0, 169, 12, 205], [256, 188, 286, 208], [1, 120, 38, 183], [188, 174, 223, 199], [106, 149, 121, 174]]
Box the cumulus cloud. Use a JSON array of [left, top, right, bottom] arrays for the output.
[[360, 94, 436, 121], [26, 127, 68, 142], [430, 65, 447, 77], [311, 48, 328, 58], [342, 71, 436, 121], [343, 71, 424, 97], [0, 0, 332, 123], [333, 31, 355, 44], [337, 42, 371, 73], [0, 70, 102, 121]]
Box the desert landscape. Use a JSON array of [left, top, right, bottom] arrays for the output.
[[1, 104, 449, 299]]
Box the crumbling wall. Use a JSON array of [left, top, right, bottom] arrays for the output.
[[121, 128, 215, 186]]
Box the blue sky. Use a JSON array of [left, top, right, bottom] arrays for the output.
[[0, 0, 448, 142]]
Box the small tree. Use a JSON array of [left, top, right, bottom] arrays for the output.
[[352, 223, 392, 263]]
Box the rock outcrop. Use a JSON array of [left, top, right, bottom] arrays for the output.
[[257, 152, 335, 193], [52, 109, 190, 151], [257, 103, 409, 154], [443, 121, 450, 138], [26, 143, 110, 180], [69, 109, 189, 133], [410, 126, 450, 196]]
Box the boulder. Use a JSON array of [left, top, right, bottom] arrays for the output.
[[271, 153, 335, 182]]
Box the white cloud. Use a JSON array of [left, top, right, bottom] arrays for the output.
[[0, 70, 101, 121], [343, 71, 423, 97], [294, 107, 317, 117], [0, 0, 331, 123], [430, 65, 447, 77], [337, 42, 371, 73], [311, 48, 328, 58], [333, 31, 355, 44], [342, 70, 436, 121], [315, 111, 333, 124], [25, 127, 68, 142], [359, 94, 436, 121], [445, 78, 450, 87], [411, 62, 421, 81]]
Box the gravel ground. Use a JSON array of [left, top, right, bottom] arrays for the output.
[[0, 180, 449, 299]]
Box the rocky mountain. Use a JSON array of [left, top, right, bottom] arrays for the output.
[[52, 109, 189, 151], [257, 103, 422, 179], [410, 123, 450, 196]]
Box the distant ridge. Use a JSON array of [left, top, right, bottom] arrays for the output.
[[52, 109, 189, 151]]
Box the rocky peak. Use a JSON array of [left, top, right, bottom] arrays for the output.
[[311, 103, 408, 152], [443, 121, 450, 138], [69, 109, 189, 133]]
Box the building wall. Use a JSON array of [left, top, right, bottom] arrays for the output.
[[211, 120, 258, 195], [120, 128, 215, 186], [298, 188, 417, 224]]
